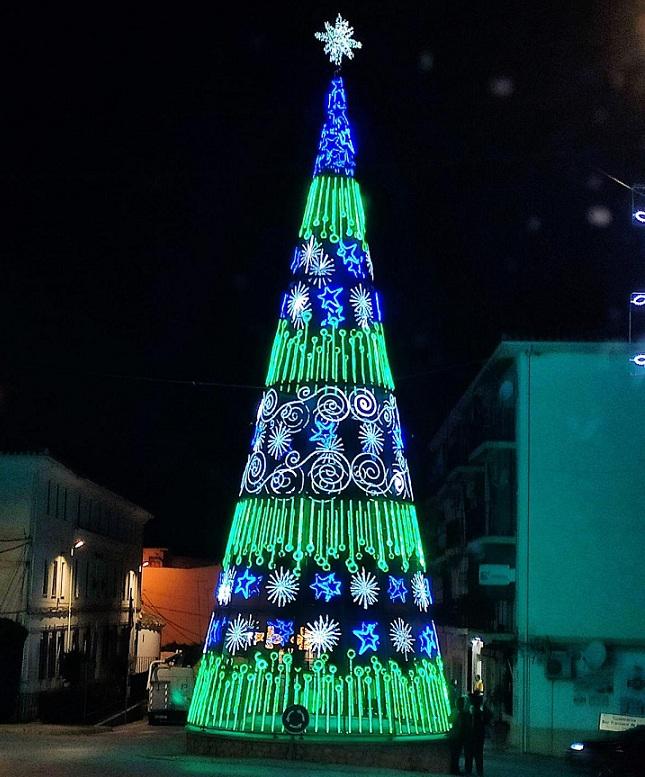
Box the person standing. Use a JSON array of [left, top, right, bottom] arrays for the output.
[[449, 696, 472, 775], [473, 673, 484, 694], [464, 693, 488, 776]]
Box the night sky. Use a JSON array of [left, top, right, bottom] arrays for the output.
[[4, 2, 645, 557]]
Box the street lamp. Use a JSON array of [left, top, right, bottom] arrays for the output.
[[67, 539, 85, 650]]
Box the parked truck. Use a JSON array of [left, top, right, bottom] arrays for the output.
[[146, 652, 195, 724]]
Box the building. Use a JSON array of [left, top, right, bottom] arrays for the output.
[[427, 342, 645, 754], [0, 452, 151, 721], [141, 547, 218, 652]]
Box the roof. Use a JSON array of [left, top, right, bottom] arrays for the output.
[[428, 339, 632, 450], [0, 452, 153, 523]]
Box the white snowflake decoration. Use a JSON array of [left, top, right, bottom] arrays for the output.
[[390, 618, 415, 658], [266, 566, 300, 607], [216, 567, 236, 606], [304, 614, 341, 657], [358, 422, 385, 455], [298, 236, 324, 274], [308, 251, 334, 287], [252, 421, 266, 452], [315, 14, 363, 67], [287, 282, 311, 328], [350, 567, 380, 609], [225, 614, 256, 655], [411, 572, 432, 612], [267, 421, 292, 459], [349, 284, 373, 328], [365, 247, 374, 280]]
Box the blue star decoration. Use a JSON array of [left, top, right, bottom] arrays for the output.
[[337, 240, 364, 278], [234, 568, 263, 599], [352, 621, 380, 655], [418, 624, 439, 658], [267, 618, 294, 646], [387, 575, 408, 603], [309, 418, 337, 447], [318, 286, 345, 327], [310, 572, 342, 602], [205, 616, 227, 650]]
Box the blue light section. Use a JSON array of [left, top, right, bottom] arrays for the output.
[[418, 623, 439, 658], [234, 568, 263, 599], [314, 76, 356, 178], [387, 576, 408, 603], [337, 240, 365, 278], [267, 618, 294, 646], [309, 419, 338, 449], [310, 572, 342, 602], [204, 615, 227, 651], [352, 621, 380, 655], [318, 286, 345, 327]]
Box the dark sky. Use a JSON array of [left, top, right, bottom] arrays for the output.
[[3, 2, 645, 557]]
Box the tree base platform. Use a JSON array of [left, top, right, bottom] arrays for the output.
[[186, 727, 450, 773]]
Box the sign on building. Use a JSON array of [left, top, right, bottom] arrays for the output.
[[599, 712, 645, 732], [478, 564, 516, 586]]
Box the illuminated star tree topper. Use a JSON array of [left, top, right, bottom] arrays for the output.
[[315, 14, 362, 67]]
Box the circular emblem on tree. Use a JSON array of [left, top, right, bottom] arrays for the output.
[[282, 704, 309, 735]]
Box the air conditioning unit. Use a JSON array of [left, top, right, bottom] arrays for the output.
[[545, 650, 572, 679]]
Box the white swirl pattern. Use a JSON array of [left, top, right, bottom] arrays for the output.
[[240, 386, 413, 500]]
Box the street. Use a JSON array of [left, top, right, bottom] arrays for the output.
[[0, 721, 583, 777]]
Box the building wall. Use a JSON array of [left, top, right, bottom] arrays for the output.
[[514, 347, 645, 753], [142, 564, 219, 648], [0, 454, 151, 721]]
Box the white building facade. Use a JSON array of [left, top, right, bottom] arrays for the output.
[[0, 453, 151, 721], [428, 342, 645, 754]]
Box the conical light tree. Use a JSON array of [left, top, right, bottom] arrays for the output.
[[188, 17, 451, 738]]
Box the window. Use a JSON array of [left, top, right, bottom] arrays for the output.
[[46, 481, 53, 515], [62, 487, 68, 521], [74, 558, 79, 598], [47, 631, 56, 678], [59, 561, 65, 599], [38, 632, 48, 680], [55, 484, 61, 519], [42, 558, 49, 597], [51, 560, 58, 598]]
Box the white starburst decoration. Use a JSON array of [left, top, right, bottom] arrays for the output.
[[266, 566, 300, 607], [308, 251, 335, 287], [358, 422, 384, 455], [287, 281, 311, 328], [225, 614, 256, 655], [267, 421, 292, 459], [216, 567, 236, 606], [298, 236, 325, 274], [365, 246, 374, 280], [304, 614, 341, 657], [315, 14, 362, 67], [390, 618, 415, 658], [349, 284, 374, 328], [350, 567, 380, 609], [411, 572, 432, 612]]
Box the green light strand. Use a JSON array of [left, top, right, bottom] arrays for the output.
[[188, 651, 451, 736], [265, 320, 395, 390], [222, 497, 425, 574], [299, 175, 367, 243]]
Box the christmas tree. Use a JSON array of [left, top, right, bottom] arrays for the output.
[[188, 16, 451, 738]]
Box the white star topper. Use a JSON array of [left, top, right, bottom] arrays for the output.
[[315, 14, 362, 67]]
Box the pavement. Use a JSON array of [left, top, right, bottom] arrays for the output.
[[0, 721, 582, 777]]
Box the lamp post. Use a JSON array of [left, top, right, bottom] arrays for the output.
[[67, 539, 85, 651]]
